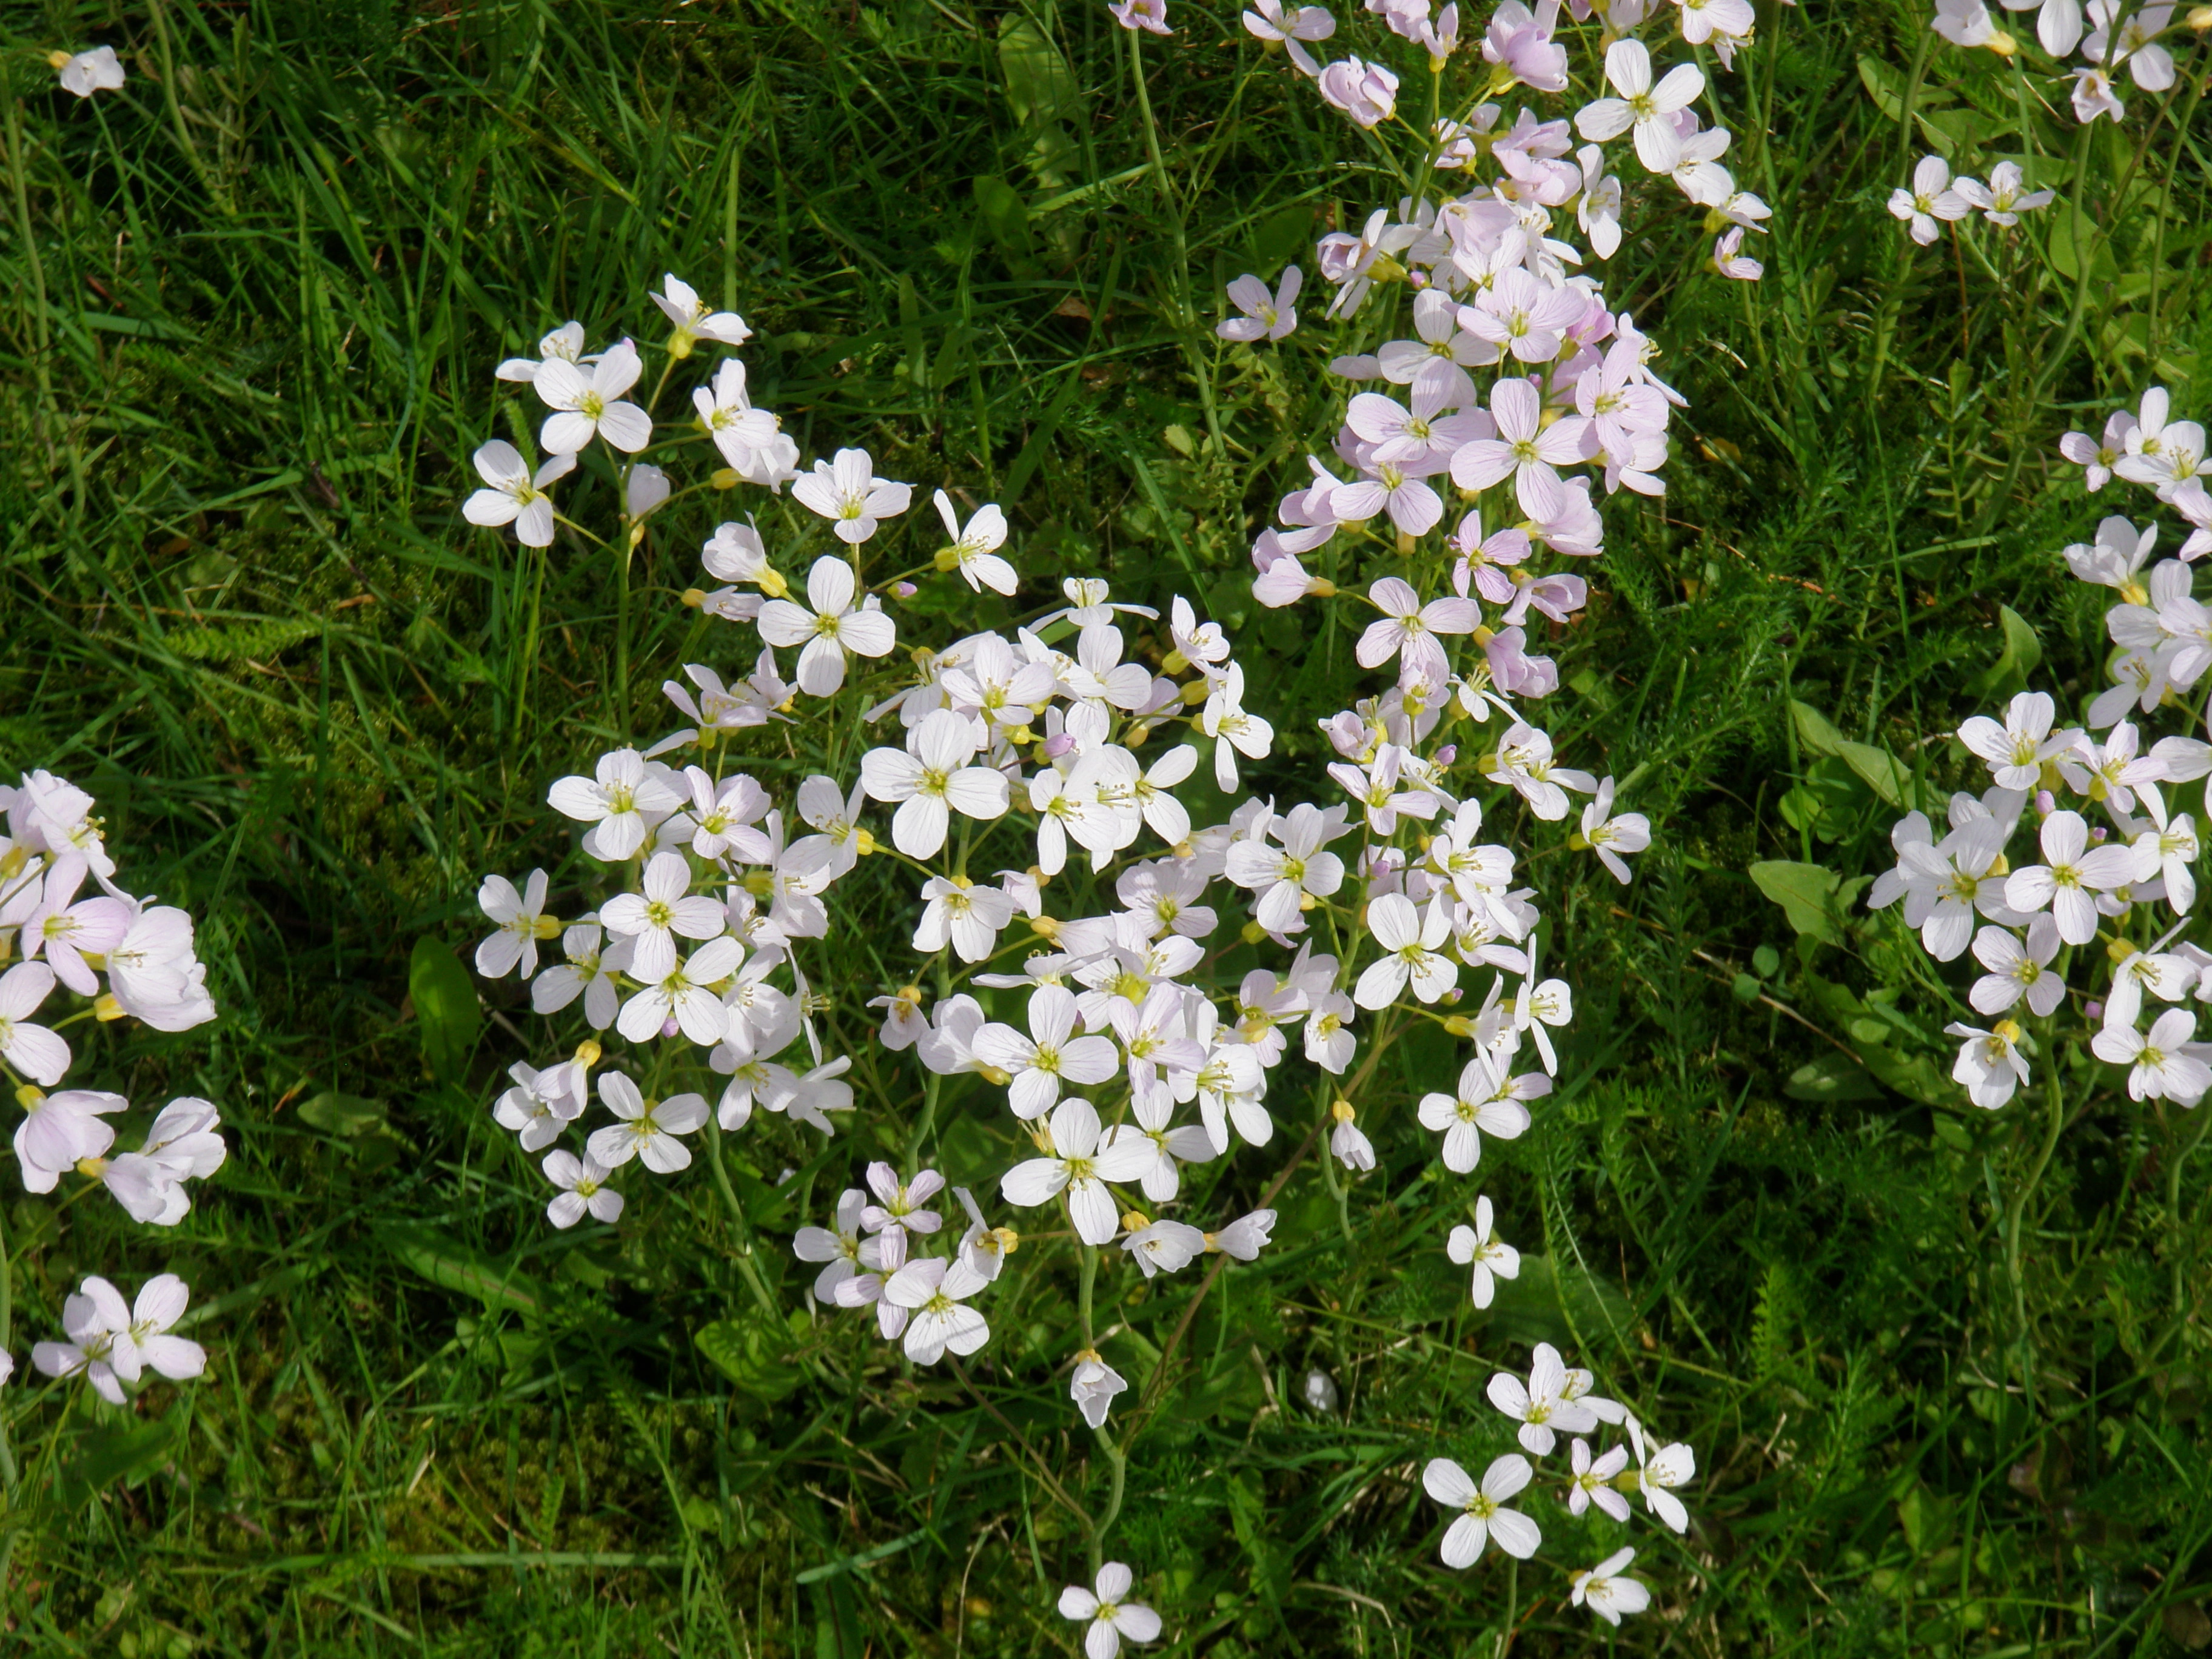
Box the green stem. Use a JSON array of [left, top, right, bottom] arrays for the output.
[[1122, 28, 1225, 461], [2, 98, 53, 452], [705, 1120, 780, 1321], [2002, 1060, 2068, 1403], [0, 1202, 16, 1498]]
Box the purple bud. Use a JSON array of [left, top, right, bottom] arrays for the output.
[[1042, 733, 1076, 759], [1433, 745, 1458, 767], [2034, 789, 2056, 816], [894, 581, 918, 599], [2085, 1000, 2105, 1022], [662, 1016, 682, 1039], [2090, 825, 2107, 843]]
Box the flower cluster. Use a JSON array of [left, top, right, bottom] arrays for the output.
[[1873, 385, 2212, 1110], [454, 0, 1761, 1626], [0, 771, 221, 1399], [1929, 0, 2196, 122], [1888, 154, 2054, 244], [1422, 1342, 1695, 1623]]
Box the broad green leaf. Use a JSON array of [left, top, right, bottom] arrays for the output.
[[409, 937, 481, 1082], [61, 1413, 181, 1503], [971, 175, 1034, 266], [695, 1316, 803, 1411], [1783, 1059, 1885, 1102], [380, 1222, 540, 1315], [296, 1091, 384, 1136], [1748, 860, 1844, 945], [1834, 739, 1917, 808], [1968, 605, 2044, 697], [1789, 699, 1847, 757], [996, 16, 1079, 125]]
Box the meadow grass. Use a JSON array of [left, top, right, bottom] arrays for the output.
[[2, 0, 2211, 1653]]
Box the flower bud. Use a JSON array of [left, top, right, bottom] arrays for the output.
[[2189, 4, 2210, 31], [893, 581, 917, 599], [1179, 679, 1211, 707]]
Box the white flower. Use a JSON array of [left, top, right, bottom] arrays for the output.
[[694, 360, 781, 469], [859, 708, 1010, 858], [1576, 777, 1651, 883], [1057, 1563, 1162, 1659], [1447, 1195, 1520, 1307], [791, 448, 913, 545], [1218, 267, 1302, 342], [883, 1257, 992, 1364], [533, 925, 625, 1028], [495, 321, 592, 384], [1422, 1453, 1541, 1567], [1634, 1433, 1697, 1532], [1207, 1208, 1277, 1260], [616, 936, 743, 1045], [53, 46, 126, 97], [1946, 1017, 2029, 1109], [1199, 665, 1275, 791], [494, 1058, 588, 1151], [15, 1087, 124, 1194], [933, 491, 1016, 594], [32, 1274, 205, 1407], [1418, 1053, 1540, 1172], [914, 876, 1018, 962], [1887, 155, 1971, 246], [543, 1150, 624, 1228], [999, 1098, 1158, 1245], [793, 1188, 871, 1301], [1484, 720, 1597, 820], [601, 851, 726, 983], [651, 272, 751, 350], [463, 442, 574, 548], [1968, 921, 2065, 1018], [1572, 40, 1705, 172], [974, 985, 1121, 1119], [547, 749, 682, 862], [2003, 809, 2137, 945], [0, 960, 69, 1086], [585, 1073, 708, 1172], [1568, 1438, 1632, 1521], [758, 557, 899, 696], [535, 337, 652, 454], [2092, 1008, 2212, 1104], [1122, 1218, 1208, 1277], [101, 1096, 226, 1225], [1071, 1350, 1130, 1427], [475, 868, 555, 978], [1958, 692, 2074, 791], [861, 1162, 947, 1241], [1353, 893, 1457, 1008], [1572, 1547, 1652, 1626], [1955, 160, 2053, 226], [1487, 1341, 1599, 1455]]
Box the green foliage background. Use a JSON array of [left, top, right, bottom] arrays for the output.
[[2, 0, 2210, 1653]]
